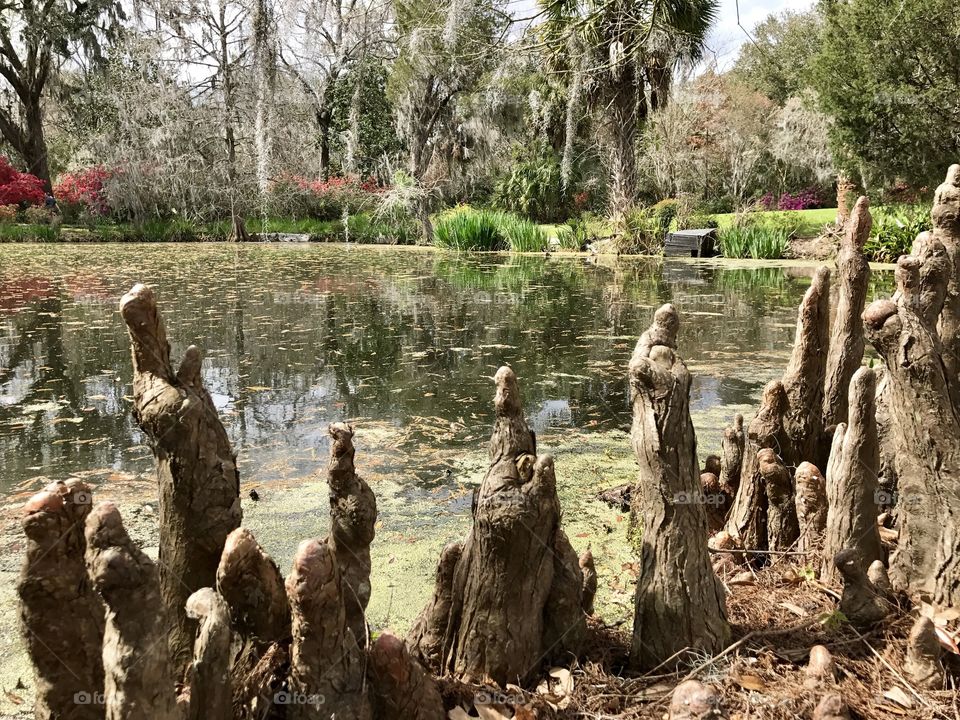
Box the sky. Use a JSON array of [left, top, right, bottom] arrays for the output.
[[708, 0, 815, 69]]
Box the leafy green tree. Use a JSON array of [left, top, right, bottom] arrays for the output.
[[0, 0, 124, 189], [812, 0, 960, 186], [730, 9, 822, 106], [329, 61, 401, 180]]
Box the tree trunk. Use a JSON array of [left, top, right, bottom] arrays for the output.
[[18, 481, 104, 720], [412, 367, 586, 686], [119, 284, 242, 668], [85, 502, 179, 720], [285, 539, 372, 720], [822, 197, 871, 451], [781, 266, 831, 469], [318, 109, 332, 180], [606, 70, 638, 220], [820, 367, 882, 584], [23, 96, 52, 192], [628, 304, 730, 670], [327, 423, 377, 646], [864, 237, 960, 605]]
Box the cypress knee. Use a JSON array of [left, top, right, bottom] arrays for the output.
[[18, 481, 104, 720], [120, 284, 242, 667], [864, 236, 960, 605], [326, 423, 377, 646], [628, 304, 730, 669], [85, 502, 179, 720]]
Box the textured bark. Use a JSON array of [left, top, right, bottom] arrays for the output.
[[234, 642, 288, 720], [931, 164, 960, 409], [327, 422, 377, 647], [184, 589, 233, 720], [120, 284, 242, 667], [718, 414, 744, 496], [286, 538, 371, 720], [217, 528, 290, 642], [579, 549, 597, 615], [217, 528, 290, 719], [794, 462, 827, 556], [85, 502, 179, 720], [780, 266, 831, 468], [863, 241, 960, 605], [18, 481, 104, 720], [834, 549, 890, 628], [758, 449, 798, 552], [904, 616, 942, 690], [368, 633, 444, 720], [628, 304, 730, 670], [723, 381, 789, 555], [429, 366, 586, 686], [668, 680, 721, 720], [407, 541, 462, 671], [820, 367, 882, 584], [822, 196, 872, 438]]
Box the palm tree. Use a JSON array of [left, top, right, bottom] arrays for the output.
[[542, 0, 719, 219]]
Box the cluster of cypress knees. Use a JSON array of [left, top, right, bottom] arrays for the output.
[[17, 166, 960, 719]]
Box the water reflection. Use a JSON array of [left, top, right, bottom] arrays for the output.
[[0, 245, 893, 493]]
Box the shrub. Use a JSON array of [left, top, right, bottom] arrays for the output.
[[864, 204, 929, 263], [556, 218, 590, 250], [0, 157, 44, 206], [678, 212, 718, 230], [493, 154, 568, 223], [622, 207, 664, 255], [267, 174, 379, 220], [759, 187, 827, 211], [649, 199, 680, 236], [719, 226, 789, 259], [0, 204, 17, 222], [54, 166, 112, 221], [24, 206, 54, 225]]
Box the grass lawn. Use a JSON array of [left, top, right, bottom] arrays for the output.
[[711, 207, 838, 238]]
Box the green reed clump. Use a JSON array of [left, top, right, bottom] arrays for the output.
[[719, 226, 789, 259], [433, 207, 547, 252]]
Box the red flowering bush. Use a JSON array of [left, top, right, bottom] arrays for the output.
[[267, 173, 381, 219], [54, 166, 112, 221], [0, 156, 45, 206]]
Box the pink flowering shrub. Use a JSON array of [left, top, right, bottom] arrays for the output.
[[759, 187, 826, 211], [267, 174, 381, 219], [0, 157, 45, 206]]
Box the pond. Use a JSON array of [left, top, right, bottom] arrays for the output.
[[0, 244, 898, 710], [0, 244, 893, 496]]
